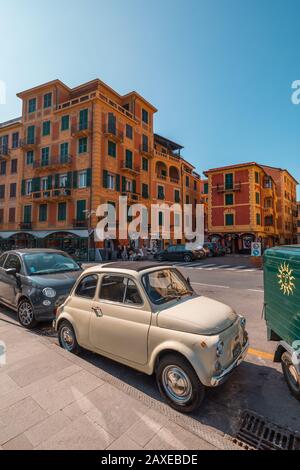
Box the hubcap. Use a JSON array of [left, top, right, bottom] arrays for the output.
[[60, 326, 74, 351], [162, 365, 192, 404], [19, 302, 33, 326], [283, 357, 300, 392]]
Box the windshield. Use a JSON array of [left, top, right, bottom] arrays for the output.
[[24, 252, 81, 275], [142, 268, 193, 305]]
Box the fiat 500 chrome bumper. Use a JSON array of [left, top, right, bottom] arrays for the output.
[[210, 340, 249, 387]]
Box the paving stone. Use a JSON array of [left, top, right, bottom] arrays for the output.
[[107, 435, 143, 450], [0, 397, 48, 445], [125, 408, 169, 447], [2, 433, 33, 450], [0, 373, 19, 397], [25, 411, 72, 447], [85, 383, 148, 438], [35, 415, 114, 450]]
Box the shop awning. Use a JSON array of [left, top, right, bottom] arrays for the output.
[[0, 230, 92, 239]]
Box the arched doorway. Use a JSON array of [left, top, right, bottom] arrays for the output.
[[44, 232, 90, 261], [8, 232, 37, 250], [169, 166, 180, 183]]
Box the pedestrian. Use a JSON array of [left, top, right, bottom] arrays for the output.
[[121, 245, 128, 261], [117, 244, 122, 260]]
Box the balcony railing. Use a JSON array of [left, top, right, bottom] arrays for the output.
[[170, 177, 180, 184], [20, 138, 39, 149], [0, 146, 10, 159], [73, 219, 88, 228], [140, 145, 154, 158], [71, 122, 92, 137], [31, 188, 72, 202], [19, 222, 32, 230], [103, 124, 123, 142], [216, 182, 241, 193], [33, 156, 72, 172], [121, 191, 140, 202], [157, 173, 167, 180], [121, 161, 140, 174]]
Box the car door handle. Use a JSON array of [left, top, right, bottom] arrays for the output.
[[92, 306, 103, 317]]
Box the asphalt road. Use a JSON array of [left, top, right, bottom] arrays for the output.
[[0, 255, 299, 447]]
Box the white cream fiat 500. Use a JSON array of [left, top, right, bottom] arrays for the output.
[[54, 262, 249, 412]]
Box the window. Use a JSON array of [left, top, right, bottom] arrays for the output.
[[10, 183, 16, 198], [108, 113, 116, 134], [186, 195, 190, 204], [11, 159, 17, 174], [39, 204, 47, 222], [9, 208, 15, 223], [26, 151, 34, 165], [60, 142, 69, 161], [4, 254, 21, 273], [41, 177, 48, 191], [99, 275, 142, 304], [28, 98, 36, 113], [142, 157, 148, 171], [126, 124, 133, 139], [0, 160, 6, 175], [186, 175, 190, 187], [78, 137, 87, 154], [0, 135, 8, 153], [23, 205, 32, 223], [41, 147, 50, 166], [142, 109, 149, 124], [58, 202, 67, 221], [27, 126, 35, 144], [76, 200, 86, 221], [225, 213, 234, 226], [125, 149, 133, 168], [43, 121, 51, 136], [174, 189, 180, 203], [256, 213, 261, 225], [108, 141, 116, 157], [255, 172, 259, 184], [78, 170, 87, 189], [204, 182, 208, 194], [79, 109, 88, 130], [142, 134, 148, 152], [0, 208, 3, 223], [61, 115, 69, 131], [75, 275, 98, 299], [44, 92, 52, 108], [25, 180, 32, 195], [225, 173, 233, 190], [12, 132, 19, 149], [125, 179, 132, 192], [194, 180, 197, 191], [142, 268, 191, 305], [159, 211, 163, 226], [107, 174, 115, 190], [225, 193, 233, 205], [59, 174, 68, 188], [142, 183, 149, 199], [157, 185, 164, 200], [0, 185, 5, 199], [255, 192, 260, 204]]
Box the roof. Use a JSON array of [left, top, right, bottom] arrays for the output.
[[154, 133, 184, 151], [261, 165, 299, 185], [204, 162, 262, 175], [0, 117, 22, 130], [17, 79, 71, 98], [101, 261, 168, 272]]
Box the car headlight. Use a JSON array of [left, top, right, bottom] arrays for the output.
[[216, 340, 224, 357], [42, 287, 56, 298]]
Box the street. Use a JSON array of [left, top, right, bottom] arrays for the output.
[[0, 255, 299, 450]]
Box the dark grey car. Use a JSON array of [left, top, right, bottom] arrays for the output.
[[0, 249, 82, 328]]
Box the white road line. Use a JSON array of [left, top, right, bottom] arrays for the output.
[[247, 289, 264, 293], [191, 282, 230, 289]]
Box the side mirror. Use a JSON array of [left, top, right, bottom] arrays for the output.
[[6, 268, 17, 277], [77, 262, 82, 269]]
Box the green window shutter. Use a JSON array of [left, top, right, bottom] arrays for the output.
[[125, 149, 132, 168], [61, 115, 69, 131], [204, 183, 208, 194], [122, 176, 126, 192], [47, 175, 52, 190], [225, 213, 234, 226], [132, 180, 136, 193], [79, 109, 88, 130], [73, 171, 78, 189], [21, 180, 26, 196], [225, 173, 233, 189], [24, 205, 32, 223], [103, 170, 108, 188], [58, 202, 67, 221], [225, 193, 233, 205], [116, 174, 120, 192], [67, 172, 72, 188], [86, 168, 92, 187], [54, 174, 59, 189], [32, 177, 40, 192], [255, 192, 260, 204], [77, 200, 86, 221]]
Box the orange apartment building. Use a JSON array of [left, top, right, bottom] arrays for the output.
[[0, 78, 201, 260], [200, 178, 208, 237], [297, 201, 300, 244], [204, 162, 298, 254]]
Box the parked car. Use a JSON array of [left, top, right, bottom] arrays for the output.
[[264, 246, 300, 400], [54, 261, 249, 412], [155, 244, 206, 263], [0, 249, 82, 328], [204, 242, 226, 257]]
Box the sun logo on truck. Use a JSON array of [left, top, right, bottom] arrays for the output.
[[277, 262, 296, 296]]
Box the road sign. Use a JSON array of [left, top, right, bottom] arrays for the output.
[[251, 242, 261, 257]]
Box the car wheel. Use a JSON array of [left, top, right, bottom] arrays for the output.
[[58, 320, 80, 355], [18, 299, 37, 329], [183, 254, 192, 263], [281, 352, 300, 400], [156, 354, 205, 413]]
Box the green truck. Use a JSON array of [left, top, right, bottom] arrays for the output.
[[264, 245, 300, 400]]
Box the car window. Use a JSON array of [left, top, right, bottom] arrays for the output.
[[4, 254, 22, 273], [167, 246, 176, 252], [0, 253, 7, 267], [176, 245, 184, 252], [99, 275, 127, 303], [75, 275, 98, 299], [142, 268, 192, 305], [125, 279, 143, 305]]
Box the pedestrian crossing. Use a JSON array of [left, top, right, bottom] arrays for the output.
[[170, 260, 261, 272]]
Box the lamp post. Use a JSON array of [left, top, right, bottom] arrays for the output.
[[83, 209, 92, 263]]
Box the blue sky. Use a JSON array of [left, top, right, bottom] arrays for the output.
[[1, 0, 300, 192]]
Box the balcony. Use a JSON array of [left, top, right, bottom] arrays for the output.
[[19, 222, 32, 230], [216, 182, 241, 193], [0, 146, 10, 160], [71, 122, 92, 137], [31, 188, 72, 203], [33, 156, 72, 173], [140, 145, 154, 158], [157, 173, 167, 181], [121, 161, 140, 175], [170, 177, 180, 184], [20, 139, 39, 150], [73, 219, 88, 228], [103, 124, 123, 143], [121, 191, 140, 202]]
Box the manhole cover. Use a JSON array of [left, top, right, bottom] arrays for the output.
[[234, 410, 300, 450]]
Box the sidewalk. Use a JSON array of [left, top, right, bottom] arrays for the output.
[[0, 316, 239, 450]]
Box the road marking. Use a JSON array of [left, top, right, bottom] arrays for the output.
[[191, 282, 230, 289], [247, 289, 263, 293], [248, 348, 274, 361]]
